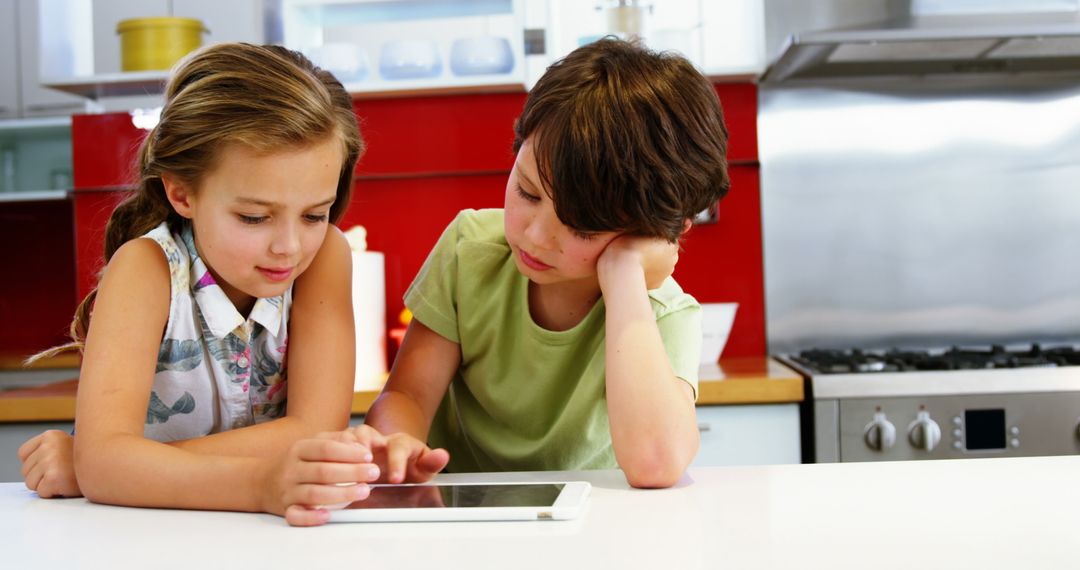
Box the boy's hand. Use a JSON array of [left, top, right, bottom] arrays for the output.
[[353, 426, 449, 484], [262, 427, 385, 527], [598, 235, 680, 290], [18, 430, 82, 499]]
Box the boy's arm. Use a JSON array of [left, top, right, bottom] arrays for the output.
[[598, 236, 700, 489], [364, 318, 460, 480]]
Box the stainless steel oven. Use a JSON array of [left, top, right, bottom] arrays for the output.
[[757, 7, 1080, 464], [780, 346, 1080, 462]]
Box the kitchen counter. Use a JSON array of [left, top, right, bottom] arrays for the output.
[[0, 351, 79, 370], [2, 456, 1077, 569], [697, 357, 803, 404], [0, 357, 804, 423]]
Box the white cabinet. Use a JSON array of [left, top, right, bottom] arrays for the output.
[[693, 404, 802, 467], [17, 0, 88, 117], [91, 0, 268, 77], [90, 0, 171, 77], [282, 0, 526, 94], [0, 0, 89, 118], [174, 0, 268, 46], [0, 1, 19, 119], [538, 0, 766, 86], [0, 2, 74, 197], [32, 0, 268, 104], [701, 0, 767, 76], [353, 404, 802, 469]]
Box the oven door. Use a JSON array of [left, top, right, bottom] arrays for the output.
[[837, 393, 1080, 462]]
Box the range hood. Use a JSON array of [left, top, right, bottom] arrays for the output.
[[762, 11, 1080, 82]]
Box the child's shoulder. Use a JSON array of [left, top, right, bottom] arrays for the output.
[[647, 277, 700, 318], [140, 222, 183, 255], [448, 208, 507, 246], [102, 234, 172, 296], [122, 222, 188, 297]]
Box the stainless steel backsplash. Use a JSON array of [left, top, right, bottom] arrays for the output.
[[760, 75, 1080, 352]]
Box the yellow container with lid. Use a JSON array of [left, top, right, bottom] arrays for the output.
[[116, 17, 207, 72]]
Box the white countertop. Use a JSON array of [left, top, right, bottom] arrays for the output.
[[2, 456, 1079, 569]]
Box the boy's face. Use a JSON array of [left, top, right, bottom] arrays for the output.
[[503, 139, 619, 285]]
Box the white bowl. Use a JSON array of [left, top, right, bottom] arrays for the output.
[[305, 43, 369, 83], [700, 303, 739, 363], [449, 36, 514, 76], [379, 40, 442, 80]]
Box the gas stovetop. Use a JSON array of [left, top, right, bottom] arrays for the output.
[[778, 344, 1080, 399], [789, 344, 1080, 375]]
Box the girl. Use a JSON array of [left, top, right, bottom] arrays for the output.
[[18, 43, 384, 526]]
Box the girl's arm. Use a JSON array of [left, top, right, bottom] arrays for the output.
[[598, 236, 700, 489], [73, 236, 375, 520], [363, 319, 460, 480], [168, 227, 356, 457], [20, 230, 357, 502]]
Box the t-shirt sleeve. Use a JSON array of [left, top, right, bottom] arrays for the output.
[[403, 213, 464, 344], [656, 304, 703, 401]]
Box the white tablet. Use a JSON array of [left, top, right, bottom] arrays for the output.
[[327, 481, 591, 523]]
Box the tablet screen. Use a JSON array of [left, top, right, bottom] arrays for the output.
[[343, 483, 565, 510]]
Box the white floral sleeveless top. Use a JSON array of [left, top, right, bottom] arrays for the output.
[[141, 222, 290, 442]]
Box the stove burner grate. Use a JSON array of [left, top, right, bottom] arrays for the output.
[[792, 344, 1080, 375]]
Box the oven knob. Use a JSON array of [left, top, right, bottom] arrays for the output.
[[864, 412, 896, 451], [907, 410, 942, 452]]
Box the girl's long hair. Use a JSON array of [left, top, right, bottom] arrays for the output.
[[28, 43, 363, 363]]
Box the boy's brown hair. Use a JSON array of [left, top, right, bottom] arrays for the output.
[[513, 37, 730, 243]]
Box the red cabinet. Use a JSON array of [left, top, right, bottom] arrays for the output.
[[8, 82, 765, 360], [0, 199, 77, 354], [343, 86, 764, 358], [354, 92, 524, 176]]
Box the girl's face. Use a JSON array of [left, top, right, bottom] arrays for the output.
[[503, 139, 619, 286], [165, 137, 343, 313]]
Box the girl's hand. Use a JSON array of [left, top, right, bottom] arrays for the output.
[[262, 427, 386, 527], [598, 235, 680, 291], [356, 426, 449, 484], [18, 430, 82, 499]]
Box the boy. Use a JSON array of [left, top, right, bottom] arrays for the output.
[[366, 38, 730, 488]]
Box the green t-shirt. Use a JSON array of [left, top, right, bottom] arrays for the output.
[[405, 209, 702, 472]]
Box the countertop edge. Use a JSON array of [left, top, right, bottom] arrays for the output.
[[0, 358, 804, 422]]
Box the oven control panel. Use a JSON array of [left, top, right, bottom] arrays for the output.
[[836, 392, 1080, 462]]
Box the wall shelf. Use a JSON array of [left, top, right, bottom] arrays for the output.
[[0, 116, 71, 132], [0, 190, 68, 203], [0, 115, 71, 196], [41, 71, 169, 100]]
